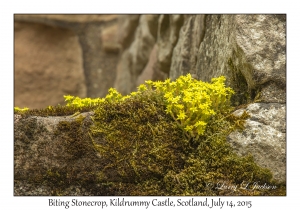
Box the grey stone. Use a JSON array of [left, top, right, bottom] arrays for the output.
[[235, 15, 286, 89], [136, 44, 159, 86], [227, 103, 286, 182], [14, 112, 103, 195], [259, 82, 286, 103], [114, 50, 134, 95], [169, 15, 286, 104]]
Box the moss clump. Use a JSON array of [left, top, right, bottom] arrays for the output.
[[15, 74, 285, 195], [90, 92, 187, 183], [92, 99, 276, 196], [88, 74, 283, 195], [55, 116, 93, 160]]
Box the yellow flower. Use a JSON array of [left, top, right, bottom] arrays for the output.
[[130, 92, 138, 96], [182, 73, 192, 82], [175, 104, 184, 110], [138, 84, 147, 92], [177, 79, 185, 87], [194, 121, 207, 135], [64, 95, 74, 102], [121, 95, 131, 101], [177, 110, 186, 120], [172, 96, 181, 104], [184, 125, 194, 132], [163, 78, 171, 85], [14, 107, 29, 112], [164, 92, 173, 100], [154, 81, 163, 88], [189, 107, 198, 113], [195, 121, 207, 127], [165, 105, 173, 114]]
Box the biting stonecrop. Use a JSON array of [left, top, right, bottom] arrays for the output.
[[14, 74, 235, 140], [144, 74, 235, 141], [70, 74, 234, 141], [14, 107, 29, 113], [64, 87, 126, 108]]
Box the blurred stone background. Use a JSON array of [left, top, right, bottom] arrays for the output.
[[14, 14, 120, 109], [14, 14, 285, 109]]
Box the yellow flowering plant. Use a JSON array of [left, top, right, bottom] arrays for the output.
[[64, 95, 105, 108], [145, 74, 235, 141], [14, 107, 29, 113], [14, 74, 234, 141]]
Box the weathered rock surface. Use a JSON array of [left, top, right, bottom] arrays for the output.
[[14, 14, 118, 23], [136, 44, 158, 86], [227, 103, 286, 182], [14, 15, 120, 109], [14, 112, 101, 195], [182, 15, 285, 104], [117, 15, 140, 49], [116, 14, 285, 103]]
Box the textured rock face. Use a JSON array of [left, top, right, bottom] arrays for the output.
[[118, 14, 285, 100], [171, 15, 286, 104], [136, 44, 159, 86], [227, 103, 286, 182], [14, 21, 86, 109], [14, 113, 103, 195], [14, 14, 118, 23]]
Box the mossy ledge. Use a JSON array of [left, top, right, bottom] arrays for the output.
[[14, 75, 286, 195]]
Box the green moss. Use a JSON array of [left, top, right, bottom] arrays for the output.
[[55, 116, 92, 159], [124, 106, 280, 196], [46, 115, 99, 194], [15, 74, 285, 196], [90, 93, 187, 184], [88, 75, 284, 195], [22, 115, 100, 195]]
